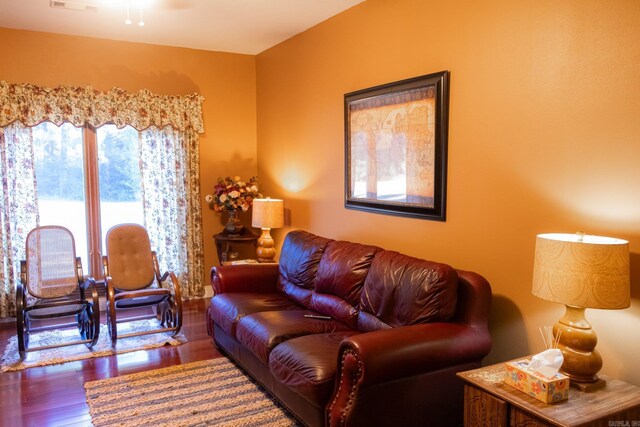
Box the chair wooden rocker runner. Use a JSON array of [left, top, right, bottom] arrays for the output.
[[16, 226, 100, 358], [102, 223, 182, 344]]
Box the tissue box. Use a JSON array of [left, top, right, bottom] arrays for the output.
[[504, 359, 569, 403]]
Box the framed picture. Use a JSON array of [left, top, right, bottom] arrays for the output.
[[344, 71, 449, 221]]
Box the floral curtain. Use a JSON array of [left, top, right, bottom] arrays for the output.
[[0, 124, 40, 318], [0, 81, 206, 317], [139, 127, 205, 298]]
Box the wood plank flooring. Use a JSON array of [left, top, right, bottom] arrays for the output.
[[0, 298, 222, 426]]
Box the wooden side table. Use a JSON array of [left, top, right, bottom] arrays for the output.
[[457, 360, 640, 426], [213, 229, 257, 264]]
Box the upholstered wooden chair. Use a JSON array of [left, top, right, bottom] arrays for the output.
[[16, 225, 100, 358], [102, 223, 182, 345]]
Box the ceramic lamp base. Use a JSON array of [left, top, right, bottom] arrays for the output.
[[554, 305, 604, 391], [256, 228, 276, 263]]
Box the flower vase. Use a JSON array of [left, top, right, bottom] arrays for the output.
[[224, 209, 244, 236]]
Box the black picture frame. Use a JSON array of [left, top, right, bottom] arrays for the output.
[[344, 71, 449, 221]]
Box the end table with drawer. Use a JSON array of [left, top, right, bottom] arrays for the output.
[[457, 360, 640, 426]]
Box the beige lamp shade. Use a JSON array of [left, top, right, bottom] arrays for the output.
[[532, 233, 630, 309], [252, 198, 284, 229]]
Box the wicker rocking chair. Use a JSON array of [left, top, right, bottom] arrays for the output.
[[16, 225, 100, 359], [102, 223, 182, 345]]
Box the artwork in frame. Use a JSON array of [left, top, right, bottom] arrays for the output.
[[344, 71, 449, 221]]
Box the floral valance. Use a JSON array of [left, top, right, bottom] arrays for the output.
[[0, 81, 204, 133]]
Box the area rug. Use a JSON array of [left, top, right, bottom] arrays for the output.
[[1, 319, 187, 372], [84, 357, 300, 427]]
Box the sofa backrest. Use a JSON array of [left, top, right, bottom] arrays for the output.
[[277, 230, 333, 307], [278, 231, 462, 332], [357, 250, 458, 332], [310, 240, 381, 329]]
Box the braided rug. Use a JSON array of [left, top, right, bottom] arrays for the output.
[[84, 357, 300, 426]]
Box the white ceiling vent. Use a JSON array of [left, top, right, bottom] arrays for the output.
[[49, 1, 100, 13]]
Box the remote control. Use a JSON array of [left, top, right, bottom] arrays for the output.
[[304, 314, 332, 320]]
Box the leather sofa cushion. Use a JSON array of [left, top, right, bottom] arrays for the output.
[[236, 310, 353, 364], [358, 251, 458, 331], [277, 230, 333, 308], [310, 240, 380, 328], [356, 310, 393, 331], [209, 293, 301, 337], [269, 332, 359, 408]]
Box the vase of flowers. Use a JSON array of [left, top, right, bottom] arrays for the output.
[[205, 176, 262, 236], [223, 209, 243, 236]]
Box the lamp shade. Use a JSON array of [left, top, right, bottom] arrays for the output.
[[252, 198, 284, 229], [532, 233, 630, 309]]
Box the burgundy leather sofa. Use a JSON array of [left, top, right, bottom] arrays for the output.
[[207, 230, 492, 427]]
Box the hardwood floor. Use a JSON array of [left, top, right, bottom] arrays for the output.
[[0, 298, 222, 426]]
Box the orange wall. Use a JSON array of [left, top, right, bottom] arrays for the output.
[[256, 0, 640, 385], [0, 27, 258, 286]]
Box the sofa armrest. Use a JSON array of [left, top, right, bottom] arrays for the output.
[[327, 323, 491, 426], [210, 264, 279, 294], [343, 323, 490, 385]]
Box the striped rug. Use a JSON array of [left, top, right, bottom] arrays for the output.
[[84, 357, 301, 426]]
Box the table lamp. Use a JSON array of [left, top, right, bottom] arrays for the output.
[[532, 232, 630, 391], [251, 198, 284, 263]]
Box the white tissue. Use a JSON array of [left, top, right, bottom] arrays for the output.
[[527, 348, 563, 378]]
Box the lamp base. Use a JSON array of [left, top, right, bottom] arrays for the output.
[[554, 305, 604, 392], [256, 228, 277, 263], [570, 377, 606, 392]]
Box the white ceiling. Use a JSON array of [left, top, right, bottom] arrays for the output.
[[0, 0, 364, 55]]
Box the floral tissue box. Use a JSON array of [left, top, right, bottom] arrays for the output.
[[504, 359, 569, 403]]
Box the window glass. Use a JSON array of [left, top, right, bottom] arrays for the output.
[[32, 122, 88, 263], [30, 122, 145, 276], [97, 124, 144, 250]]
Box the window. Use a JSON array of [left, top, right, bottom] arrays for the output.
[[32, 122, 144, 277], [1, 81, 207, 311]]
